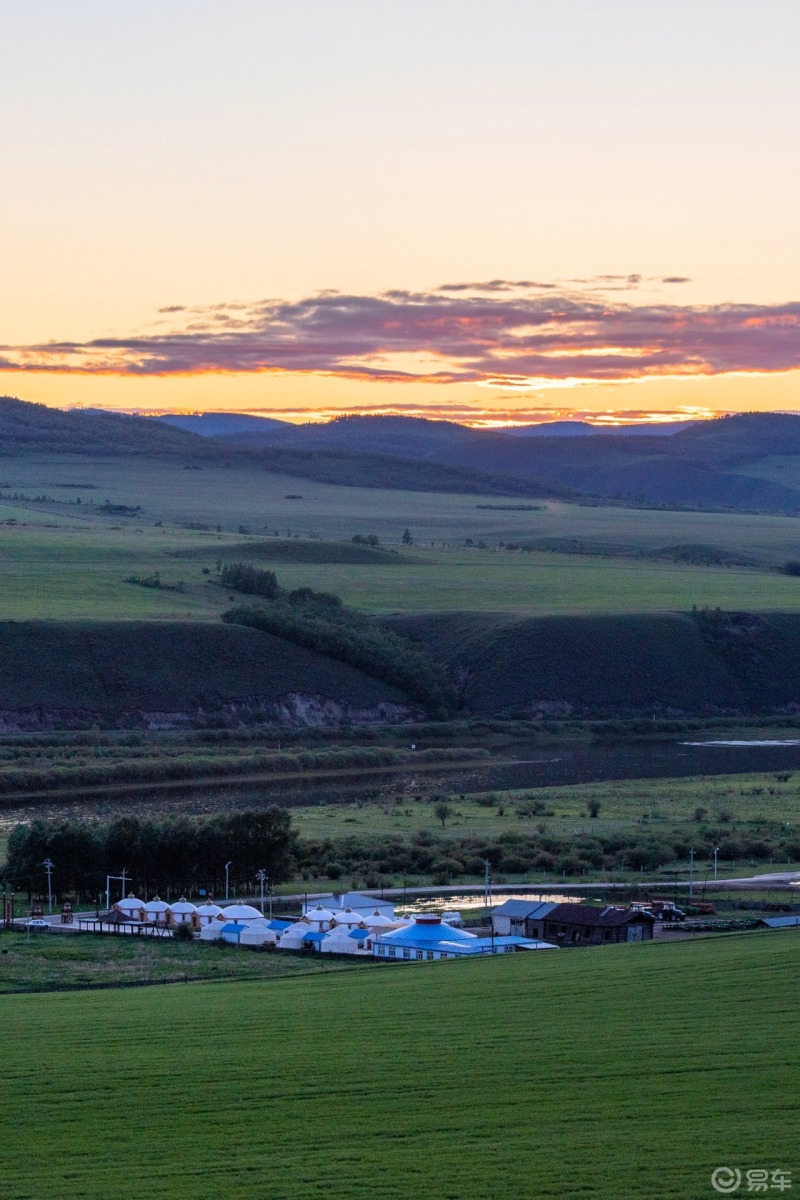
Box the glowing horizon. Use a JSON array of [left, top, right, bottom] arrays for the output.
[[2, 3, 799, 429]]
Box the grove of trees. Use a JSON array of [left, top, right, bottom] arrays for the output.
[[3, 807, 295, 901]]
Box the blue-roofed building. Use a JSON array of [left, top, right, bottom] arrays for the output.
[[491, 900, 559, 937], [303, 891, 395, 919], [239, 919, 293, 947], [220, 922, 246, 944], [372, 914, 555, 961], [301, 930, 327, 946], [758, 915, 800, 929]]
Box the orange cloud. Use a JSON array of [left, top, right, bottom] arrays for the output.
[[1, 282, 799, 390]]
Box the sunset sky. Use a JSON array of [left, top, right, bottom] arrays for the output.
[[2, 1, 799, 426]]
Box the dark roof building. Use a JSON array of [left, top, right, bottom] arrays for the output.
[[492, 900, 654, 946]]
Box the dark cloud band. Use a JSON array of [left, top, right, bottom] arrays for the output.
[[1, 283, 798, 386]]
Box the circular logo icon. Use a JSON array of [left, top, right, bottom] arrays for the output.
[[712, 1167, 742, 1194]]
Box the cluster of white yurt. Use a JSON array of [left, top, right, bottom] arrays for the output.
[[109, 890, 473, 957], [198, 903, 273, 940], [273, 906, 410, 954], [112, 894, 232, 931]]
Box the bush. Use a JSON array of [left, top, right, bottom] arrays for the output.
[[219, 562, 279, 599], [223, 594, 458, 717], [431, 857, 463, 884]]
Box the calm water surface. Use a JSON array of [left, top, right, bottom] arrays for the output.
[[5, 739, 800, 832]]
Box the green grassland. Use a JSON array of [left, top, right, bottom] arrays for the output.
[[290, 768, 800, 844], [0, 928, 370, 993], [3, 932, 797, 1200], [245, 550, 800, 615], [4, 766, 798, 889], [4, 516, 800, 622], [3, 452, 800, 621]]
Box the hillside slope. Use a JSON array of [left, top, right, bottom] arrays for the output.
[[251, 447, 575, 498], [385, 609, 800, 716], [0, 396, 211, 458], [0, 621, 413, 728]]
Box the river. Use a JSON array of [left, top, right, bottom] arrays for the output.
[[3, 737, 800, 833]]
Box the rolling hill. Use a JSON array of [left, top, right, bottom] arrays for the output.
[[0, 396, 211, 458], [385, 608, 800, 716], [212, 411, 800, 512], [6, 397, 800, 512], [0, 620, 414, 727], [157, 412, 291, 437]]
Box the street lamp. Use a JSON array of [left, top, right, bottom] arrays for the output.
[[713, 846, 720, 881], [256, 868, 266, 915], [43, 858, 54, 915], [689, 847, 695, 899], [225, 861, 233, 901]]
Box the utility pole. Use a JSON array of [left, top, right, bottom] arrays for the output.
[[484, 859, 491, 914], [43, 858, 54, 914], [225, 862, 233, 902], [105, 872, 128, 912], [256, 868, 266, 915], [689, 848, 695, 899], [713, 846, 720, 881]]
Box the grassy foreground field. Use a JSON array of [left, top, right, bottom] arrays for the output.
[[3, 932, 797, 1200], [0, 929, 370, 993]]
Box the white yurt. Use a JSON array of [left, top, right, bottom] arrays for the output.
[[319, 926, 370, 955], [199, 921, 224, 941], [169, 898, 199, 927], [238, 920, 278, 948], [441, 911, 465, 927], [195, 902, 223, 927], [276, 918, 314, 949], [217, 903, 263, 926], [304, 905, 336, 931], [115, 895, 146, 922], [362, 910, 397, 931], [330, 907, 363, 927], [144, 897, 170, 924]]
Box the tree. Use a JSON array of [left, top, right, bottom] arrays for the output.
[[401, 528, 413, 545], [587, 799, 601, 819], [434, 801, 453, 828]]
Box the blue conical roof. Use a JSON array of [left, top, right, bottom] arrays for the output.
[[378, 916, 476, 946]]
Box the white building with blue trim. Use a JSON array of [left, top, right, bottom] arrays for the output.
[[372, 914, 556, 960]]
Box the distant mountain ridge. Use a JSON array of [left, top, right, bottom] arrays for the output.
[[157, 412, 291, 437], [504, 420, 695, 437], [4, 397, 800, 512], [210, 411, 800, 512]]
